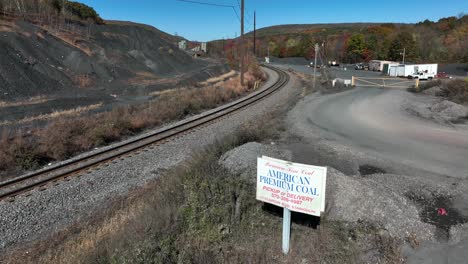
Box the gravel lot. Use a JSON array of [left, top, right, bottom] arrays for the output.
[[0, 66, 301, 256]]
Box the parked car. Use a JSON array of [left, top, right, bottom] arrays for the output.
[[435, 72, 452, 79], [309, 62, 322, 68], [355, 63, 364, 70]]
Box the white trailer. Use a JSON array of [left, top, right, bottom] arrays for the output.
[[392, 64, 438, 79], [383, 62, 399, 75], [389, 65, 399, 76]]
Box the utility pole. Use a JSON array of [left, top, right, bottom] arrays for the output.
[[253, 10, 256, 56], [402, 48, 406, 64], [240, 0, 245, 86], [313, 43, 319, 89]]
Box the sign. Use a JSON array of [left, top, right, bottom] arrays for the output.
[[256, 156, 327, 217]]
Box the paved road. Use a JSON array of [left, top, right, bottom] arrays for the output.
[[296, 87, 468, 179]]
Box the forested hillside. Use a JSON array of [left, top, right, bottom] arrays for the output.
[[211, 15, 468, 63]]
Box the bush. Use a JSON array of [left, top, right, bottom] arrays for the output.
[[419, 79, 442, 91], [65, 1, 103, 24], [439, 79, 468, 104], [7, 135, 43, 170]]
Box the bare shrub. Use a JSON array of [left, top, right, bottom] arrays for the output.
[[0, 134, 13, 171], [439, 79, 468, 104], [6, 134, 43, 170], [418, 79, 442, 91], [38, 119, 90, 160]]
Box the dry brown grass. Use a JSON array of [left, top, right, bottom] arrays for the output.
[[100, 31, 129, 39], [200, 70, 237, 86], [0, 19, 17, 32], [36, 31, 45, 39], [0, 96, 50, 108], [0, 103, 103, 126], [46, 29, 93, 56], [126, 71, 160, 86], [149, 87, 188, 97]]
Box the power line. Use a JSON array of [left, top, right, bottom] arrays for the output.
[[176, 0, 240, 22], [234, 0, 250, 24], [176, 0, 233, 8], [232, 6, 241, 22]]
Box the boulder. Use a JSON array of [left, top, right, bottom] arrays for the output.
[[430, 100, 468, 122], [450, 223, 468, 243], [218, 142, 292, 183]]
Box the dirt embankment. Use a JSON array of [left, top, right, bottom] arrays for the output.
[[0, 18, 218, 101], [0, 18, 230, 128]]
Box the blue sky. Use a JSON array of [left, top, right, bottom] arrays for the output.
[[79, 0, 467, 41]]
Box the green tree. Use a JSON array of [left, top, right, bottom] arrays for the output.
[[347, 34, 366, 62], [65, 1, 103, 23], [387, 32, 418, 62]]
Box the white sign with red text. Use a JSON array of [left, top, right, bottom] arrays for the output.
[[256, 156, 327, 217]]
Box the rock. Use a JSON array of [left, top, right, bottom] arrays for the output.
[[430, 100, 468, 122], [421, 86, 442, 96], [218, 142, 292, 183], [449, 223, 468, 243], [404, 98, 468, 124], [218, 224, 230, 235], [325, 168, 436, 241]]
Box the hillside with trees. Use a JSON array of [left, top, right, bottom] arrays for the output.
[[210, 15, 468, 64]]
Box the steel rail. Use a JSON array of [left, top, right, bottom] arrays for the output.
[[0, 65, 289, 200]]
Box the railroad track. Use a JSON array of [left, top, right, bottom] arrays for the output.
[[0, 65, 290, 201]]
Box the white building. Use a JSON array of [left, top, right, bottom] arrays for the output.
[[178, 40, 187, 50], [369, 60, 398, 72], [201, 42, 207, 53]]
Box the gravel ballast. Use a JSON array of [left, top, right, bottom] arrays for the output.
[[0, 67, 301, 255]]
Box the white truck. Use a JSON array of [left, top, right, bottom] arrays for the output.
[[410, 71, 436, 80]]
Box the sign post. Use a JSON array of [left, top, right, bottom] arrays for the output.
[[282, 207, 291, 254], [257, 156, 327, 255]]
